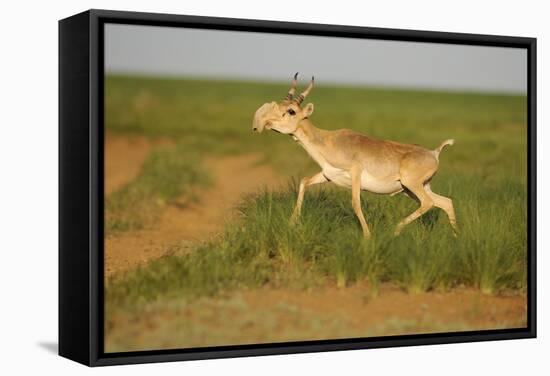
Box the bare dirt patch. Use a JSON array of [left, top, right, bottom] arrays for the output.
[[105, 135, 152, 195], [240, 283, 526, 333], [105, 282, 526, 352], [104, 134, 173, 195], [104, 146, 284, 278]]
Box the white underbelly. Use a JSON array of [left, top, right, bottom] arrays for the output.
[[323, 167, 352, 188], [323, 166, 402, 194]]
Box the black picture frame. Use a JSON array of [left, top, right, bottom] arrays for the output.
[[59, 8, 537, 367]]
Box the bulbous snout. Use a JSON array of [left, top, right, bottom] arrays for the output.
[[252, 102, 275, 133]]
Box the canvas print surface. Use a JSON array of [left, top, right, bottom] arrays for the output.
[[103, 23, 528, 353]]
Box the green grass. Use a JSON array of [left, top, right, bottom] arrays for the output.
[[106, 177, 526, 312], [105, 75, 527, 308], [105, 75, 526, 176]]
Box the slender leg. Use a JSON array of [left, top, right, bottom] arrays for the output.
[[395, 183, 434, 235], [291, 172, 327, 221], [351, 166, 371, 239], [425, 184, 459, 236]]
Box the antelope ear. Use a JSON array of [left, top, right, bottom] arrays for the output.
[[303, 103, 314, 118]]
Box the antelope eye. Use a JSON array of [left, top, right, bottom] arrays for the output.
[[288, 109, 296, 115]]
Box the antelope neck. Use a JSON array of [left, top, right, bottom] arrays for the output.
[[292, 119, 325, 146]]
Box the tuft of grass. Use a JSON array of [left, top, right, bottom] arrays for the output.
[[453, 180, 528, 294], [105, 143, 211, 233]]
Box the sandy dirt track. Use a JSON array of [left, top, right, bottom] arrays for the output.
[[104, 135, 283, 278]]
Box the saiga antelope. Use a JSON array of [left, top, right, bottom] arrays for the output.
[[252, 73, 458, 238]]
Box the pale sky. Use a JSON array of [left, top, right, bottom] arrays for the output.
[[105, 23, 527, 94]]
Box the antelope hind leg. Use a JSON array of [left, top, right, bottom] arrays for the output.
[[425, 184, 459, 236], [394, 183, 434, 236]]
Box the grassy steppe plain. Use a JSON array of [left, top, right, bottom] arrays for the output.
[[104, 75, 528, 352]]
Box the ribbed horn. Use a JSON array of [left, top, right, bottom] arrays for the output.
[[284, 72, 299, 101], [294, 76, 314, 105]]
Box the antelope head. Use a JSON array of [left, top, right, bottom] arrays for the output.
[[252, 73, 315, 135]]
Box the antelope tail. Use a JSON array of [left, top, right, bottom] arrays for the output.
[[434, 139, 454, 158]]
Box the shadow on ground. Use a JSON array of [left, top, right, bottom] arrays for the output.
[[37, 342, 58, 355]]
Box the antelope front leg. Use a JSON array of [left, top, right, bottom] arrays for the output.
[[351, 166, 371, 239], [291, 172, 327, 222]]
